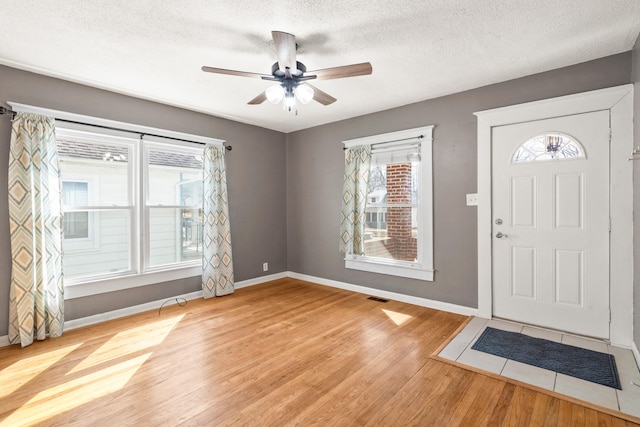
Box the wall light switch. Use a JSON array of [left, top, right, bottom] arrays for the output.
[[466, 193, 478, 206]]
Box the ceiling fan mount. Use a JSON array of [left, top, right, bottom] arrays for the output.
[[202, 31, 372, 111], [269, 61, 307, 78]]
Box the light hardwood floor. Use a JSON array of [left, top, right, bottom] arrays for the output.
[[0, 278, 637, 426]]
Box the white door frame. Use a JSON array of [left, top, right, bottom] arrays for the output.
[[474, 84, 634, 347]]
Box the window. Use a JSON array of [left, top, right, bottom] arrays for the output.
[[58, 132, 134, 280], [145, 142, 204, 268], [512, 133, 585, 163], [343, 126, 434, 281], [56, 126, 215, 291], [365, 158, 419, 262]]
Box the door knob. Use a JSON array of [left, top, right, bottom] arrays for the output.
[[495, 232, 508, 239]]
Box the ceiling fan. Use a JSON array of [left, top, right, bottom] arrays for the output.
[[202, 31, 372, 112]]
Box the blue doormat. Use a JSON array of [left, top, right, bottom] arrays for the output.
[[471, 327, 621, 390]]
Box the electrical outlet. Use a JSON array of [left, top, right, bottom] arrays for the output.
[[263, 262, 268, 272], [466, 193, 478, 206]]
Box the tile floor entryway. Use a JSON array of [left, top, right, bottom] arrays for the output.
[[437, 317, 640, 419]]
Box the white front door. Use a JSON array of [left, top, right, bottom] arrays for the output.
[[491, 110, 610, 338]]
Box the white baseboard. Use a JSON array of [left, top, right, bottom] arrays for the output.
[[235, 271, 288, 289], [287, 272, 478, 317], [64, 290, 204, 331], [63, 273, 287, 332], [0, 335, 9, 347]]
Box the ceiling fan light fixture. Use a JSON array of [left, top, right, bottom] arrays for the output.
[[265, 84, 285, 104], [283, 93, 297, 112], [295, 84, 314, 104]]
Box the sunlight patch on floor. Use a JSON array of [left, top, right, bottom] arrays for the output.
[[0, 313, 185, 426], [382, 309, 412, 326], [0, 352, 152, 426], [0, 344, 81, 398], [68, 314, 184, 374]]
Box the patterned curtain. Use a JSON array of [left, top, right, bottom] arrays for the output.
[[339, 145, 371, 255], [8, 113, 64, 347], [202, 144, 234, 298]]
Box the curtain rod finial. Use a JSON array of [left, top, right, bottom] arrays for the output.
[[0, 106, 16, 118]]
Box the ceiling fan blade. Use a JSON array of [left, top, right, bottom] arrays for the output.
[[202, 66, 267, 79], [307, 84, 337, 106], [248, 91, 268, 105], [308, 62, 372, 80], [272, 31, 297, 72]]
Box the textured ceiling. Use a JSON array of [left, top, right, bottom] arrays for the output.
[[0, 1, 639, 133]]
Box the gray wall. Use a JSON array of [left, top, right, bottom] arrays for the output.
[[0, 65, 288, 334], [286, 53, 632, 309], [633, 35, 640, 352]]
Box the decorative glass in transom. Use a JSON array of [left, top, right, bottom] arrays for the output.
[[512, 133, 585, 163]]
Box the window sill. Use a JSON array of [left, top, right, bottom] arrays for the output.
[[345, 257, 434, 281], [64, 265, 202, 299]]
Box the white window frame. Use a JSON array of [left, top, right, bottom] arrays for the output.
[[342, 125, 434, 281], [8, 102, 225, 299]]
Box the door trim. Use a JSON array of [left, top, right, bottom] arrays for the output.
[[474, 84, 634, 347]]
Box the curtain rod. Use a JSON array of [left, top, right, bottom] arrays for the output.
[[0, 106, 231, 151], [342, 134, 423, 150]]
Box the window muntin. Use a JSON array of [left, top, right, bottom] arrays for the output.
[[512, 133, 585, 163]]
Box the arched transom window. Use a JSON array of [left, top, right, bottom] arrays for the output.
[[512, 133, 585, 163]]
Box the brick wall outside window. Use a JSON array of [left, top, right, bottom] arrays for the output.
[[386, 163, 417, 261]]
